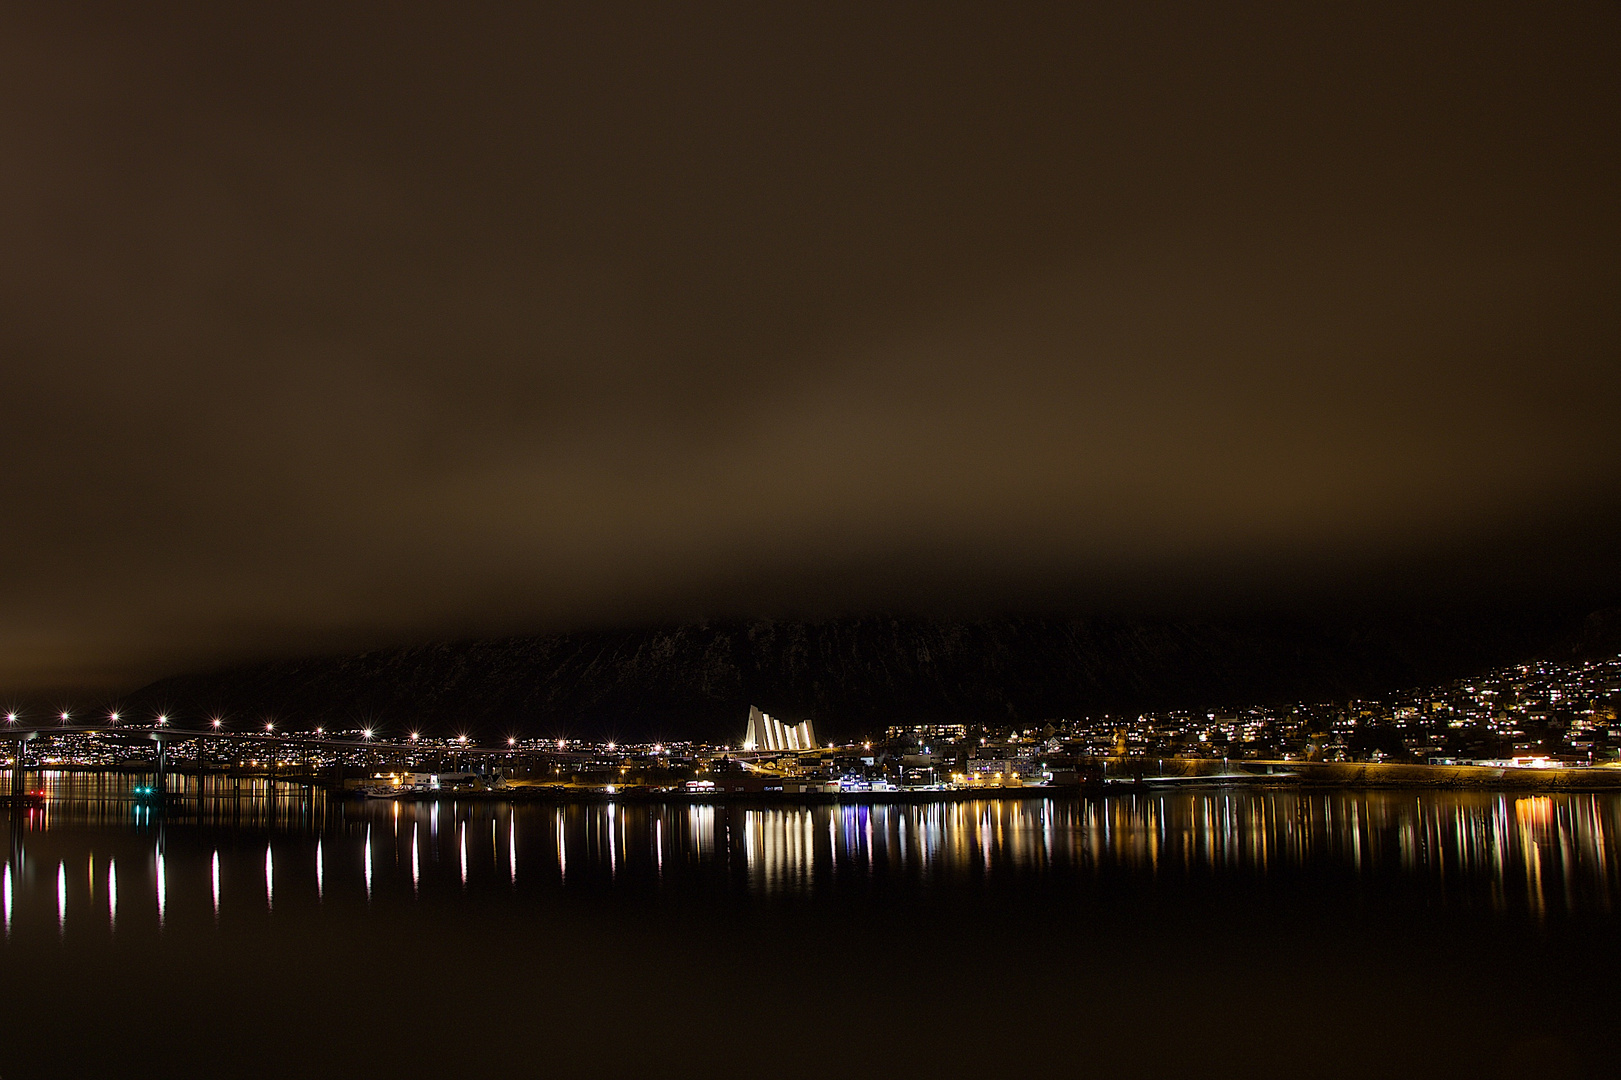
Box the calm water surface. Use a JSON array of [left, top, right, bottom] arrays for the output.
[[2, 775, 1617, 1078]]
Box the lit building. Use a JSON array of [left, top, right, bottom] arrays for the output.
[[885, 723, 968, 742], [742, 706, 816, 751]]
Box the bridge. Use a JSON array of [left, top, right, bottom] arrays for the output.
[[1, 722, 493, 805]]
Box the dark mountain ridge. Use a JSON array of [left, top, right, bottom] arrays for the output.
[[116, 610, 1617, 743]]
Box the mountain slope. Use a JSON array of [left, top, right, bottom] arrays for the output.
[[118, 611, 1595, 742]]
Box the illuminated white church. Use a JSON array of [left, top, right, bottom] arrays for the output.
[[741, 705, 817, 752]]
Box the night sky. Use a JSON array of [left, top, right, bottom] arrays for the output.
[[2, 3, 1618, 695]]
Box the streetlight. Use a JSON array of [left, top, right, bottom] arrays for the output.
[[265, 722, 275, 733], [363, 728, 374, 739], [109, 711, 120, 724], [211, 717, 222, 730], [156, 714, 167, 726], [59, 711, 70, 723], [4, 712, 15, 724]]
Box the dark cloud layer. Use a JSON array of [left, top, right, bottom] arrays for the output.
[[2, 2, 1618, 692]]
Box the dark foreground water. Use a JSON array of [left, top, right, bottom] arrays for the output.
[[2, 777, 1619, 1079]]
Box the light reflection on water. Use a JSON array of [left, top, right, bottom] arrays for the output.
[[3, 772, 1621, 937]]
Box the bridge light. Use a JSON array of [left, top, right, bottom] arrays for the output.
[[156, 714, 167, 726], [410, 732, 419, 741], [457, 734, 468, 744], [211, 718, 222, 729], [363, 728, 374, 739], [5, 713, 15, 724], [59, 712, 70, 723], [314, 726, 323, 736], [109, 711, 120, 723], [265, 722, 275, 733], [507, 737, 516, 747]]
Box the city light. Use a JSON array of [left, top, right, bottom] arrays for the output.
[[3, 649, 1616, 807]]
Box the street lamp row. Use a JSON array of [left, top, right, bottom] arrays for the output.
[[3, 712, 347, 734], [4, 712, 482, 747]]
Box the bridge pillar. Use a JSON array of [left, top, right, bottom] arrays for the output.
[[7, 733, 36, 806], [147, 733, 172, 811]]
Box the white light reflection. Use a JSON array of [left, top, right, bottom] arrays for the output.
[[557, 811, 567, 880], [508, 814, 517, 885], [212, 851, 220, 919], [459, 821, 468, 887], [316, 839, 324, 900], [411, 822, 420, 892], [741, 808, 824, 894], [1043, 800, 1053, 863], [364, 826, 373, 899], [689, 805, 712, 860], [56, 862, 65, 933], [265, 844, 274, 912], [108, 859, 117, 929], [2, 862, 10, 935], [155, 849, 166, 927]]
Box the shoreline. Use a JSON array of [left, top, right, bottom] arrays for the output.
[[23, 760, 1621, 806], [348, 772, 1621, 804]]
